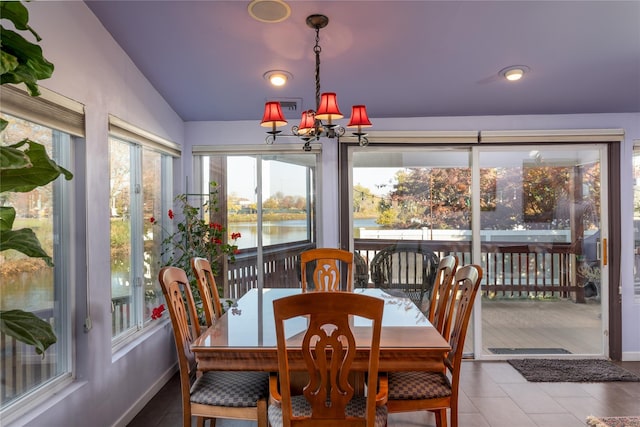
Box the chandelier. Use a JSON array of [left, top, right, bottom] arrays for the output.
[[260, 14, 372, 151]]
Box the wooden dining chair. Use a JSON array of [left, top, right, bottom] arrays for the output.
[[269, 291, 388, 427], [384, 264, 483, 427], [300, 248, 354, 292], [427, 255, 459, 337], [158, 266, 269, 427], [191, 257, 223, 328]]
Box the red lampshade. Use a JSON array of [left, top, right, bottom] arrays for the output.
[[315, 92, 343, 121], [260, 102, 288, 128], [347, 105, 372, 128], [297, 110, 316, 135]]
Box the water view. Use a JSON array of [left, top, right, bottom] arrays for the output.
[[231, 218, 380, 249]]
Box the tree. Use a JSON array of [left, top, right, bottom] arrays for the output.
[[378, 163, 600, 232], [384, 168, 471, 229]]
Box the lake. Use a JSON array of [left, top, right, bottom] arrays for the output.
[[231, 218, 380, 248]]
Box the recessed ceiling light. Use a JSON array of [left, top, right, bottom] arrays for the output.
[[248, 0, 291, 23], [500, 65, 530, 81], [264, 70, 292, 87]]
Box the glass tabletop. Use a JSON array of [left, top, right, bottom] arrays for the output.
[[195, 288, 436, 349]]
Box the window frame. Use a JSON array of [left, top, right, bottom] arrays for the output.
[[108, 117, 177, 348], [192, 144, 321, 298], [0, 85, 84, 420]]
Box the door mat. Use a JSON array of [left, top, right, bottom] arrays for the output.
[[586, 415, 640, 427], [507, 359, 640, 382], [489, 347, 571, 355]]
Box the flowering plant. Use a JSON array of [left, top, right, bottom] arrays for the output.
[[151, 304, 166, 320], [150, 182, 240, 314]]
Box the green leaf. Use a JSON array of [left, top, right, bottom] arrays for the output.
[[0, 309, 56, 356], [0, 49, 20, 75], [0, 227, 53, 266], [0, 27, 53, 96], [0, 206, 16, 231], [0, 144, 32, 170], [0, 139, 73, 193], [1, 1, 31, 33]]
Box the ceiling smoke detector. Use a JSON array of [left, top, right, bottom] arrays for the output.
[[248, 0, 291, 23]]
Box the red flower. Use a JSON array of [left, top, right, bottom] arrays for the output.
[[151, 304, 166, 320], [150, 217, 156, 224], [233, 248, 240, 255], [231, 232, 242, 240], [214, 238, 222, 245], [168, 209, 174, 219]]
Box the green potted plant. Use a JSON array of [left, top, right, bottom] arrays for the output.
[[0, 0, 72, 355]]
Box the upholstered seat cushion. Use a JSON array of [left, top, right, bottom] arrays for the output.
[[388, 371, 452, 400], [190, 371, 269, 407], [268, 395, 388, 427]]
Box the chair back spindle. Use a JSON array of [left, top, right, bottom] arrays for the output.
[[427, 255, 458, 338], [191, 256, 223, 328]]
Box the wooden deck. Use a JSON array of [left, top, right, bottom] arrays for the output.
[[479, 297, 603, 356]]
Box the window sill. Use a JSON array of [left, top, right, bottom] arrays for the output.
[[1, 377, 87, 426], [112, 318, 172, 362]]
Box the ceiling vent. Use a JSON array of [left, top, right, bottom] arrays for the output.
[[269, 97, 303, 118]]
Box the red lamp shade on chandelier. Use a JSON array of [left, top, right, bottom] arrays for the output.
[[260, 101, 287, 144], [347, 105, 372, 129], [347, 105, 372, 146], [314, 92, 343, 123], [260, 101, 288, 128], [297, 110, 316, 135]]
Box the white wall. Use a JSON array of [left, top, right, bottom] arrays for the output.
[[185, 114, 640, 361], [6, 2, 184, 426]]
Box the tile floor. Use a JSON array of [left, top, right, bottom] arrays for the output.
[[127, 360, 640, 427]]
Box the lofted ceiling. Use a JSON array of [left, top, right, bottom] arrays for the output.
[[84, 1, 640, 124]]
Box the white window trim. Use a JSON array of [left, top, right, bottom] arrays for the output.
[[109, 115, 180, 157]]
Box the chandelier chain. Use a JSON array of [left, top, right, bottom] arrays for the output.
[[314, 26, 321, 111]]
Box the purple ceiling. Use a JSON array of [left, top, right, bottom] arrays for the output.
[[85, 1, 640, 122]]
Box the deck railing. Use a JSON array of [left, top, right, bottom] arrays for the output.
[[224, 238, 584, 301], [226, 241, 315, 299], [0, 308, 58, 407]]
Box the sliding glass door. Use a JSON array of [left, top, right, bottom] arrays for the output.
[[346, 143, 608, 358], [477, 146, 606, 357]]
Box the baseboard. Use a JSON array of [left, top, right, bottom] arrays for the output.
[[621, 351, 640, 361], [112, 364, 178, 427]]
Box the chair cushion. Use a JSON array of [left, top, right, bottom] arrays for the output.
[[388, 371, 452, 400], [190, 371, 269, 407], [268, 395, 387, 427]]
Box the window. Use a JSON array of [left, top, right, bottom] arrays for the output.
[[0, 86, 84, 413], [341, 131, 618, 358], [193, 145, 319, 298], [109, 117, 177, 343]]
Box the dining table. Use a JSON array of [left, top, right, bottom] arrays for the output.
[[191, 287, 451, 373]]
